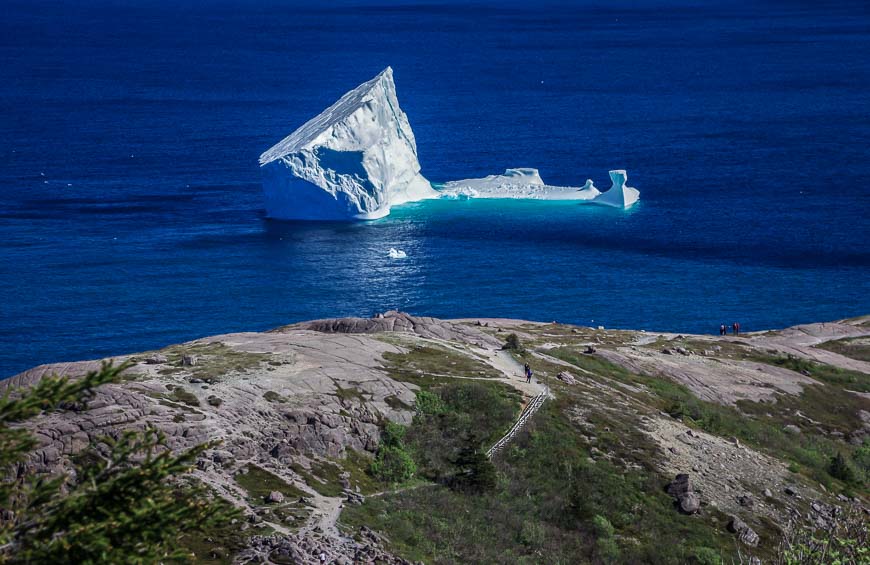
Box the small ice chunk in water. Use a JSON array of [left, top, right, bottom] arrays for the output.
[[388, 248, 407, 259]]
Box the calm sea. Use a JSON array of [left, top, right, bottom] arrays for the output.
[[1, 0, 869, 377]]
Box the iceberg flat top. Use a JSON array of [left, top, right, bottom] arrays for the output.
[[439, 168, 601, 201]]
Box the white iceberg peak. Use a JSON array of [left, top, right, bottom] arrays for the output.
[[388, 248, 407, 259], [260, 67, 436, 220]]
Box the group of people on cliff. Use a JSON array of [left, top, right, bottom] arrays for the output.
[[719, 321, 741, 336]]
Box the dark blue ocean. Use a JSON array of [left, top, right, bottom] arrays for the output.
[[1, 0, 869, 378]]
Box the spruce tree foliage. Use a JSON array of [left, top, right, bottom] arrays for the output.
[[502, 333, 524, 353], [450, 446, 496, 493], [829, 451, 856, 484], [0, 361, 237, 564]]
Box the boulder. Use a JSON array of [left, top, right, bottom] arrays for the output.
[[679, 492, 701, 514], [144, 354, 167, 365], [666, 474, 692, 498], [266, 491, 284, 503], [667, 474, 700, 514], [783, 424, 801, 435], [727, 515, 759, 546]]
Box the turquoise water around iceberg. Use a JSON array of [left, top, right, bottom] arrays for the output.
[[0, 0, 869, 377]]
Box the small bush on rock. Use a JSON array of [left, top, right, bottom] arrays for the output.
[[503, 333, 524, 352]]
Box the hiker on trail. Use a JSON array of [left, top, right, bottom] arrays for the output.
[[523, 363, 530, 382], [526, 366, 533, 384], [733, 321, 740, 336], [719, 324, 726, 336]]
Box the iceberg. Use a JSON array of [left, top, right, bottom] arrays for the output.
[[592, 170, 640, 208], [259, 68, 639, 220], [388, 248, 407, 259], [259, 67, 436, 220], [439, 168, 601, 201]]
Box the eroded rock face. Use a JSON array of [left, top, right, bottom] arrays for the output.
[[2, 330, 419, 479], [288, 310, 503, 348]]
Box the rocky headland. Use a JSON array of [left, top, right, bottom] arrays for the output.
[[5, 312, 869, 563]]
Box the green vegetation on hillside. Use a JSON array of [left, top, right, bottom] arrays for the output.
[[234, 464, 305, 502], [754, 352, 870, 392], [0, 362, 236, 564], [344, 394, 734, 563], [548, 347, 870, 494], [381, 343, 502, 382], [341, 344, 744, 563], [816, 336, 870, 363], [154, 342, 272, 382]]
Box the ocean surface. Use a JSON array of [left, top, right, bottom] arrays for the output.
[[1, 0, 869, 378]]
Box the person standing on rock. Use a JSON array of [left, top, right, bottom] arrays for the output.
[[733, 322, 740, 336], [719, 324, 726, 336]]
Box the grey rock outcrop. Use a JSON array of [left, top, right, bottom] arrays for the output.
[[556, 371, 577, 385], [728, 515, 760, 547], [288, 311, 502, 348], [667, 474, 700, 514]]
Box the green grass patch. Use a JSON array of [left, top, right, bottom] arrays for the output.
[[168, 386, 200, 407], [382, 343, 501, 382], [233, 464, 305, 503], [815, 336, 870, 363], [333, 384, 368, 403], [338, 449, 381, 495], [514, 323, 640, 348], [263, 390, 286, 403], [752, 352, 870, 393], [290, 459, 346, 497], [548, 347, 870, 494], [155, 342, 271, 383], [177, 497, 247, 565]]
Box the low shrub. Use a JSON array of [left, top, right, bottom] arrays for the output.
[[503, 333, 524, 352]]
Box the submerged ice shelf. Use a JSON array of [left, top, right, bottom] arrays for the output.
[[438, 168, 601, 201], [260, 68, 639, 220]]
